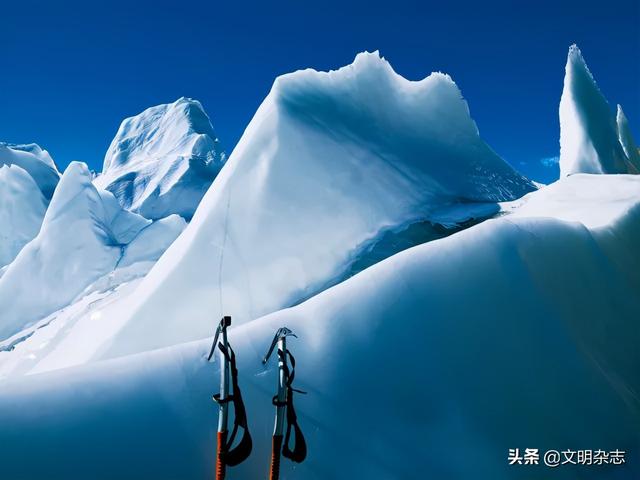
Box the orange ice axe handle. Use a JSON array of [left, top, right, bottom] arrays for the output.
[[269, 434, 283, 480], [216, 430, 228, 480]]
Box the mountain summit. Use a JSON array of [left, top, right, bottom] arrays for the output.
[[94, 97, 226, 220]]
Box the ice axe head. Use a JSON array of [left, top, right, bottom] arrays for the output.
[[207, 315, 232, 362], [262, 327, 297, 365]]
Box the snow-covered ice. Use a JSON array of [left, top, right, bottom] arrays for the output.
[[502, 173, 640, 228], [118, 214, 186, 268], [94, 97, 226, 220], [0, 174, 637, 480], [0, 264, 152, 377], [0, 143, 61, 266], [99, 52, 535, 358], [0, 142, 60, 198], [0, 46, 637, 480], [0, 162, 184, 341], [559, 45, 631, 176]]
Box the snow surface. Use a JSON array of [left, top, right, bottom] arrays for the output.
[[0, 165, 47, 267], [119, 214, 186, 268], [559, 45, 630, 176], [0, 46, 637, 480], [0, 162, 186, 341], [617, 104, 640, 173], [94, 97, 226, 220], [0, 142, 60, 198], [501, 173, 640, 228], [99, 51, 535, 357], [0, 174, 637, 479], [0, 264, 151, 377]]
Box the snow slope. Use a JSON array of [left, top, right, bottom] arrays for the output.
[[0, 142, 60, 198], [617, 104, 640, 173], [0, 162, 185, 341], [94, 97, 226, 220], [502, 173, 640, 228], [0, 263, 161, 377], [0, 165, 48, 268], [0, 174, 637, 480], [101, 51, 535, 357], [559, 45, 631, 176]]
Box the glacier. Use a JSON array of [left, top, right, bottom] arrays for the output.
[[0, 45, 637, 480], [0, 162, 184, 341], [559, 45, 632, 176], [94, 97, 226, 221], [0, 174, 637, 480], [97, 51, 535, 358]]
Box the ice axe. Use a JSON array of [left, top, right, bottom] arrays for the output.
[[262, 327, 307, 480], [207, 316, 252, 479]]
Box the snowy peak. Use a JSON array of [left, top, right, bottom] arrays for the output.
[[43, 162, 150, 244], [272, 50, 533, 201], [101, 97, 220, 172], [40, 161, 96, 227], [559, 45, 629, 176], [616, 105, 640, 173], [566, 45, 595, 87], [0, 142, 60, 198], [95, 97, 225, 220], [275, 51, 463, 123]]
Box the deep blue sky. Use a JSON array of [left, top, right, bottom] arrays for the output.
[[1, 0, 638, 183]]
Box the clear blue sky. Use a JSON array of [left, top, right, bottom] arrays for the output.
[[1, 0, 638, 183]]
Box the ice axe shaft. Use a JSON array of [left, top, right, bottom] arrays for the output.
[[274, 334, 287, 437], [263, 327, 296, 480], [217, 324, 230, 434], [209, 316, 232, 480]]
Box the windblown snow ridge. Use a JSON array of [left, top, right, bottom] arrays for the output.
[[273, 51, 534, 202]]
